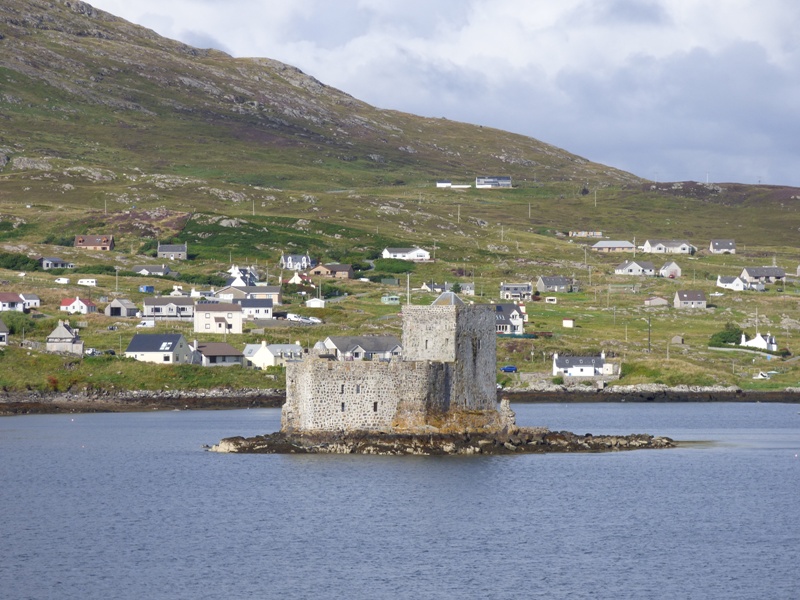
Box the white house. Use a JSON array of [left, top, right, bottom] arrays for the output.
[[132, 264, 171, 277], [323, 335, 402, 361], [243, 341, 304, 369], [381, 247, 431, 262], [659, 261, 681, 278], [615, 260, 655, 276], [124, 333, 194, 364], [0, 293, 25, 313], [142, 297, 195, 320], [494, 304, 526, 335], [716, 276, 748, 291], [279, 253, 316, 271], [553, 352, 614, 377], [641, 239, 696, 254], [500, 282, 533, 301], [59, 296, 97, 315], [740, 332, 778, 352], [306, 297, 326, 308], [236, 298, 273, 320], [193, 302, 243, 334], [0, 318, 9, 346], [591, 240, 635, 253], [709, 239, 736, 254]]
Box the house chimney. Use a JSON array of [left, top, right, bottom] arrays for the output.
[[261, 340, 267, 348], [193, 339, 198, 351]]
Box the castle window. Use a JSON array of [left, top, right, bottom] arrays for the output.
[[478, 339, 482, 350], [340, 384, 345, 394], [373, 402, 378, 413], [356, 384, 361, 394], [425, 339, 429, 350], [341, 402, 345, 412]]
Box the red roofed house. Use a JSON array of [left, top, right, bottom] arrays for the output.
[[60, 297, 97, 315]]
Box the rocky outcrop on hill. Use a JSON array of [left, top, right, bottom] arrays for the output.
[[209, 428, 675, 456]]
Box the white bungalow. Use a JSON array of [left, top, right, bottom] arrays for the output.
[[381, 247, 431, 261], [641, 240, 696, 255], [615, 260, 655, 276], [243, 341, 304, 369], [59, 296, 97, 315], [552, 352, 614, 377], [716, 276, 748, 291], [740, 332, 778, 352]]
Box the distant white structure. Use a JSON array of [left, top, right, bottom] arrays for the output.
[[381, 247, 431, 261], [475, 176, 512, 189], [741, 332, 778, 352]]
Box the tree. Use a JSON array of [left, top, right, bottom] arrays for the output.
[[451, 282, 462, 294], [709, 322, 743, 347]]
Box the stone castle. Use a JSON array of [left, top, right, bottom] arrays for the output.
[[281, 293, 499, 433]]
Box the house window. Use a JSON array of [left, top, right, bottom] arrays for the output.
[[205, 324, 210, 330], [205, 313, 210, 318], [163, 355, 170, 362]]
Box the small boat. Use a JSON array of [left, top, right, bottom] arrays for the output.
[[752, 371, 770, 380]]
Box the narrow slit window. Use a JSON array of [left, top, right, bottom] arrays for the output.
[[340, 384, 345, 394], [373, 401, 378, 413], [341, 402, 345, 412]]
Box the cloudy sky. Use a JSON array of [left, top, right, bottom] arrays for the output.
[[88, 0, 800, 187]]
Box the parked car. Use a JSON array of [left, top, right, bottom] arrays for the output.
[[306, 316, 322, 324], [500, 365, 518, 373], [54, 277, 70, 284]]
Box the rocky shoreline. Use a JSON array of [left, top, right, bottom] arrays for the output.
[[0, 388, 284, 416], [209, 428, 676, 455], [2, 384, 799, 416]]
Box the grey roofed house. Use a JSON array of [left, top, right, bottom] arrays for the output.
[[323, 335, 402, 361], [709, 239, 736, 253], [500, 281, 533, 300], [740, 266, 785, 283], [554, 353, 605, 372], [495, 303, 525, 335], [105, 298, 138, 318], [39, 257, 75, 270], [615, 260, 655, 275], [591, 240, 635, 252], [536, 275, 572, 292], [674, 290, 707, 308], [45, 320, 84, 355], [142, 296, 195, 319], [157, 243, 188, 260], [235, 298, 274, 319]]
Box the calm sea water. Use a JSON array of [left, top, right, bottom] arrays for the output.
[[1, 403, 799, 600]]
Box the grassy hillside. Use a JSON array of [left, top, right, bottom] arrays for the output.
[[1, 0, 800, 394]]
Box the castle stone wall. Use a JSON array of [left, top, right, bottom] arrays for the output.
[[282, 302, 497, 433], [283, 360, 439, 432]]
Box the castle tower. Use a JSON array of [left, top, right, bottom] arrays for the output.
[[402, 292, 496, 410]]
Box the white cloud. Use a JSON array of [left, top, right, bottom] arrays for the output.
[[89, 0, 800, 186]]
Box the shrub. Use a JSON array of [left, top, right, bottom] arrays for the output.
[[709, 322, 743, 347], [552, 375, 564, 385]]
